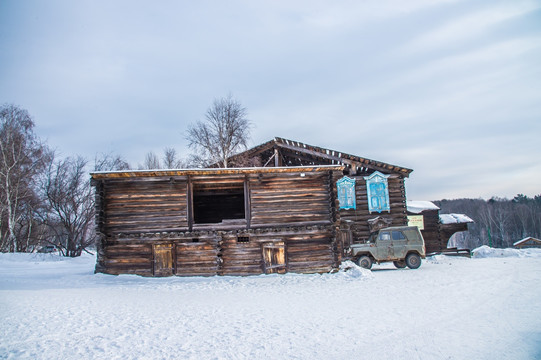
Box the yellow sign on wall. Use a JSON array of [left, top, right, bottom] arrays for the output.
[[407, 215, 424, 230]]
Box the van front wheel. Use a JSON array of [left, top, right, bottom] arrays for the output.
[[357, 256, 373, 269]]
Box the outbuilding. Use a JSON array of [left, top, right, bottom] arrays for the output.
[[513, 237, 541, 249], [406, 200, 473, 254]]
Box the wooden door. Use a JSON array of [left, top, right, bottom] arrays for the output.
[[262, 241, 286, 274], [153, 244, 174, 276], [339, 229, 352, 258]]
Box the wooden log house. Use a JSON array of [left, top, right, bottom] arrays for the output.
[[91, 137, 415, 276]]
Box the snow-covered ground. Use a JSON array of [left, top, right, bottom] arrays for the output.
[[1, 247, 541, 360]]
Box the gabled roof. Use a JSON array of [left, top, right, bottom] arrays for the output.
[[225, 137, 413, 177], [513, 237, 541, 246]]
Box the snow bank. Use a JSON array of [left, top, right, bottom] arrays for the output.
[[337, 260, 374, 279], [472, 245, 541, 258]]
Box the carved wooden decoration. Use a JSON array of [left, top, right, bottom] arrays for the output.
[[364, 171, 390, 213], [337, 176, 356, 210]]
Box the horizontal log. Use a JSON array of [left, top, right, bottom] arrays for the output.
[[101, 269, 153, 276], [222, 258, 262, 266], [103, 258, 151, 265], [176, 260, 219, 267]]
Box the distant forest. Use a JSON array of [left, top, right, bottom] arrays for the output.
[[434, 194, 541, 250]]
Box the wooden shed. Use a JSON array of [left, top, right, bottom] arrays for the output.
[[513, 237, 541, 249], [407, 201, 473, 254], [91, 166, 344, 276]]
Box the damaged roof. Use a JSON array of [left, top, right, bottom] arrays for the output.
[[224, 137, 413, 177]]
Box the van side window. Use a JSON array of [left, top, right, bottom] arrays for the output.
[[379, 232, 391, 241], [392, 231, 406, 241]]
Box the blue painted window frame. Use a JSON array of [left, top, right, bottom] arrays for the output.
[[364, 171, 391, 213], [337, 176, 356, 210]]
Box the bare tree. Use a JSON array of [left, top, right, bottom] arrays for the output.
[[44, 156, 95, 257], [0, 104, 50, 252], [162, 147, 185, 169], [94, 152, 130, 172], [187, 94, 252, 168], [140, 151, 161, 170]]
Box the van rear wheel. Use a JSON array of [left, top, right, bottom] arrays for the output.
[[405, 253, 421, 269], [357, 256, 373, 269], [393, 260, 406, 268]]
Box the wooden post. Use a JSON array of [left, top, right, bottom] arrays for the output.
[[244, 175, 251, 229], [187, 175, 193, 231], [274, 148, 283, 167]]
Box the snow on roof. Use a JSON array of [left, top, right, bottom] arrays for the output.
[[513, 237, 541, 246], [406, 201, 440, 214], [439, 213, 474, 224], [90, 165, 344, 178]]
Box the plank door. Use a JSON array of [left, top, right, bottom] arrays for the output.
[[153, 244, 174, 276], [339, 229, 352, 258], [262, 241, 286, 274]]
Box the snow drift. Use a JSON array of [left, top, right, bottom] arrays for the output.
[[1, 249, 540, 360]]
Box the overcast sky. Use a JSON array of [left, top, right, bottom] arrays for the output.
[[1, 0, 540, 200]]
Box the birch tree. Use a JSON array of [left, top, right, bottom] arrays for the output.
[[0, 104, 50, 252]]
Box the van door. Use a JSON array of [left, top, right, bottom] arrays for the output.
[[391, 230, 407, 259], [376, 231, 394, 259]]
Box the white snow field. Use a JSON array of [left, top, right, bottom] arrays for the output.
[[1, 247, 541, 360]]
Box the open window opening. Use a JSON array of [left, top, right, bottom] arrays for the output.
[[193, 180, 245, 224]]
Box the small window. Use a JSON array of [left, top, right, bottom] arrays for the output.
[[392, 231, 406, 241], [237, 236, 250, 243], [379, 232, 391, 241]]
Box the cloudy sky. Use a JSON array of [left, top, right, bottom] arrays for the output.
[[1, 0, 540, 200]]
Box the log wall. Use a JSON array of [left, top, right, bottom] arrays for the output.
[[416, 209, 441, 254], [339, 175, 408, 243], [95, 226, 337, 277], [103, 179, 189, 234], [93, 169, 342, 276], [249, 172, 333, 227]]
